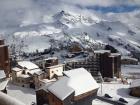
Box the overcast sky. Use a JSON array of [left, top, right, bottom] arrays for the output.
[[0, 0, 140, 29]]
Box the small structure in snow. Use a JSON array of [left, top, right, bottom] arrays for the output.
[[129, 79, 140, 97]]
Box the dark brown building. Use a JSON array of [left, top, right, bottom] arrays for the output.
[[36, 85, 50, 105], [0, 39, 4, 45], [0, 40, 10, 77], [44, 57, 58, 67], [35, 57, 59, 69], [130, 79, 140, 97], [94, 50, 121, 78], [65, 50, 121, 79]]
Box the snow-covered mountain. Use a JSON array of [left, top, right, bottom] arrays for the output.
[[1, 10, 140, 57]]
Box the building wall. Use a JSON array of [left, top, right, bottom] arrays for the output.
[[47, 65, 63, 79], [11, 70, 31, 87], [36, 90, 49, 105], [45, 59, 58, 68], [34, 73, 48, 89], [0, 45, 10, 77], [130, 87, 140, 97], [12, 76, 31, 88], [99, 52, 111, 78], [74, 89, 98, 101], [48, 92, 75, 105], [0, 40, 4, 45], [121, 59, 138, 65], [114, 55, 121, 78], [65, 51, 121, 79], [48, 92, 63, 105], [63, 93, 75, 105]]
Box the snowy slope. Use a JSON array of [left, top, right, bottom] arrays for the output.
[[1, 10, 140, 57]]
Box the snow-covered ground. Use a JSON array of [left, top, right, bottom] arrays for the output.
[[7, 83, 36, 105], [98, 82, 140, 105], [6, 80, 140, 105], [5, 64, 140, 105]]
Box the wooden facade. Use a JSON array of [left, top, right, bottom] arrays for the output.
[[74, 89, 98, 101], [68, 43, 82, 53], [36, 88, 98, 105], [130, 87, 140, 97], [36, 89, 49, 105], [0, 39, 4, 45], [45, 58, 58, 68], [0, 40, 10, 77]]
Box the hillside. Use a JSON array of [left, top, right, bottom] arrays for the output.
[[1, 10, 140, 58]]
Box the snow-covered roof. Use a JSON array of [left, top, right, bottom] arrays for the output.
[[130, 79, 140, 88], [0, 70, 6, 79], [0, 79, 9, 90], [37, 82, 54, 92], [48, 77, 74, 100], [18, 74, 30, 78], [18, 61, 39, 70], [63, 68, 99, 96], [46, 64, 64, 69], [48, 68, 99, 100], [44, 57, 58, 61], [12, 67, 22, 72], [27, 69, 42, 75], [33, 70, 44, 75], [41, 78, 57, 84], [94, 50, 110, 54], [121, 56, 138, 61], [110, 53, 121, 57]]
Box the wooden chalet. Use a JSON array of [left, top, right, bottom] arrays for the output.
[[36, 68, 99, 105]]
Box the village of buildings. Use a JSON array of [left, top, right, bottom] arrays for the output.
[[0, 39, 140, 105]]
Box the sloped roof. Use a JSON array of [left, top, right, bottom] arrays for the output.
[[0, 79, 9, 90], [28, 69, 42, 75], [48, 68, 99, 100], [63, 68, 99, 96], [0, 70, 6, 79], [48, 76, 74, 101], [121, 56, 138, 61], [12, 67, 22, 72], [130, 79, 140, 88], [46, 64, 64, 69], [18, 61, 39, 70], [94, 50, 110, 54]]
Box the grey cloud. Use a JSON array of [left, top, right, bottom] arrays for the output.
[[0, 0, 139, 30]]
